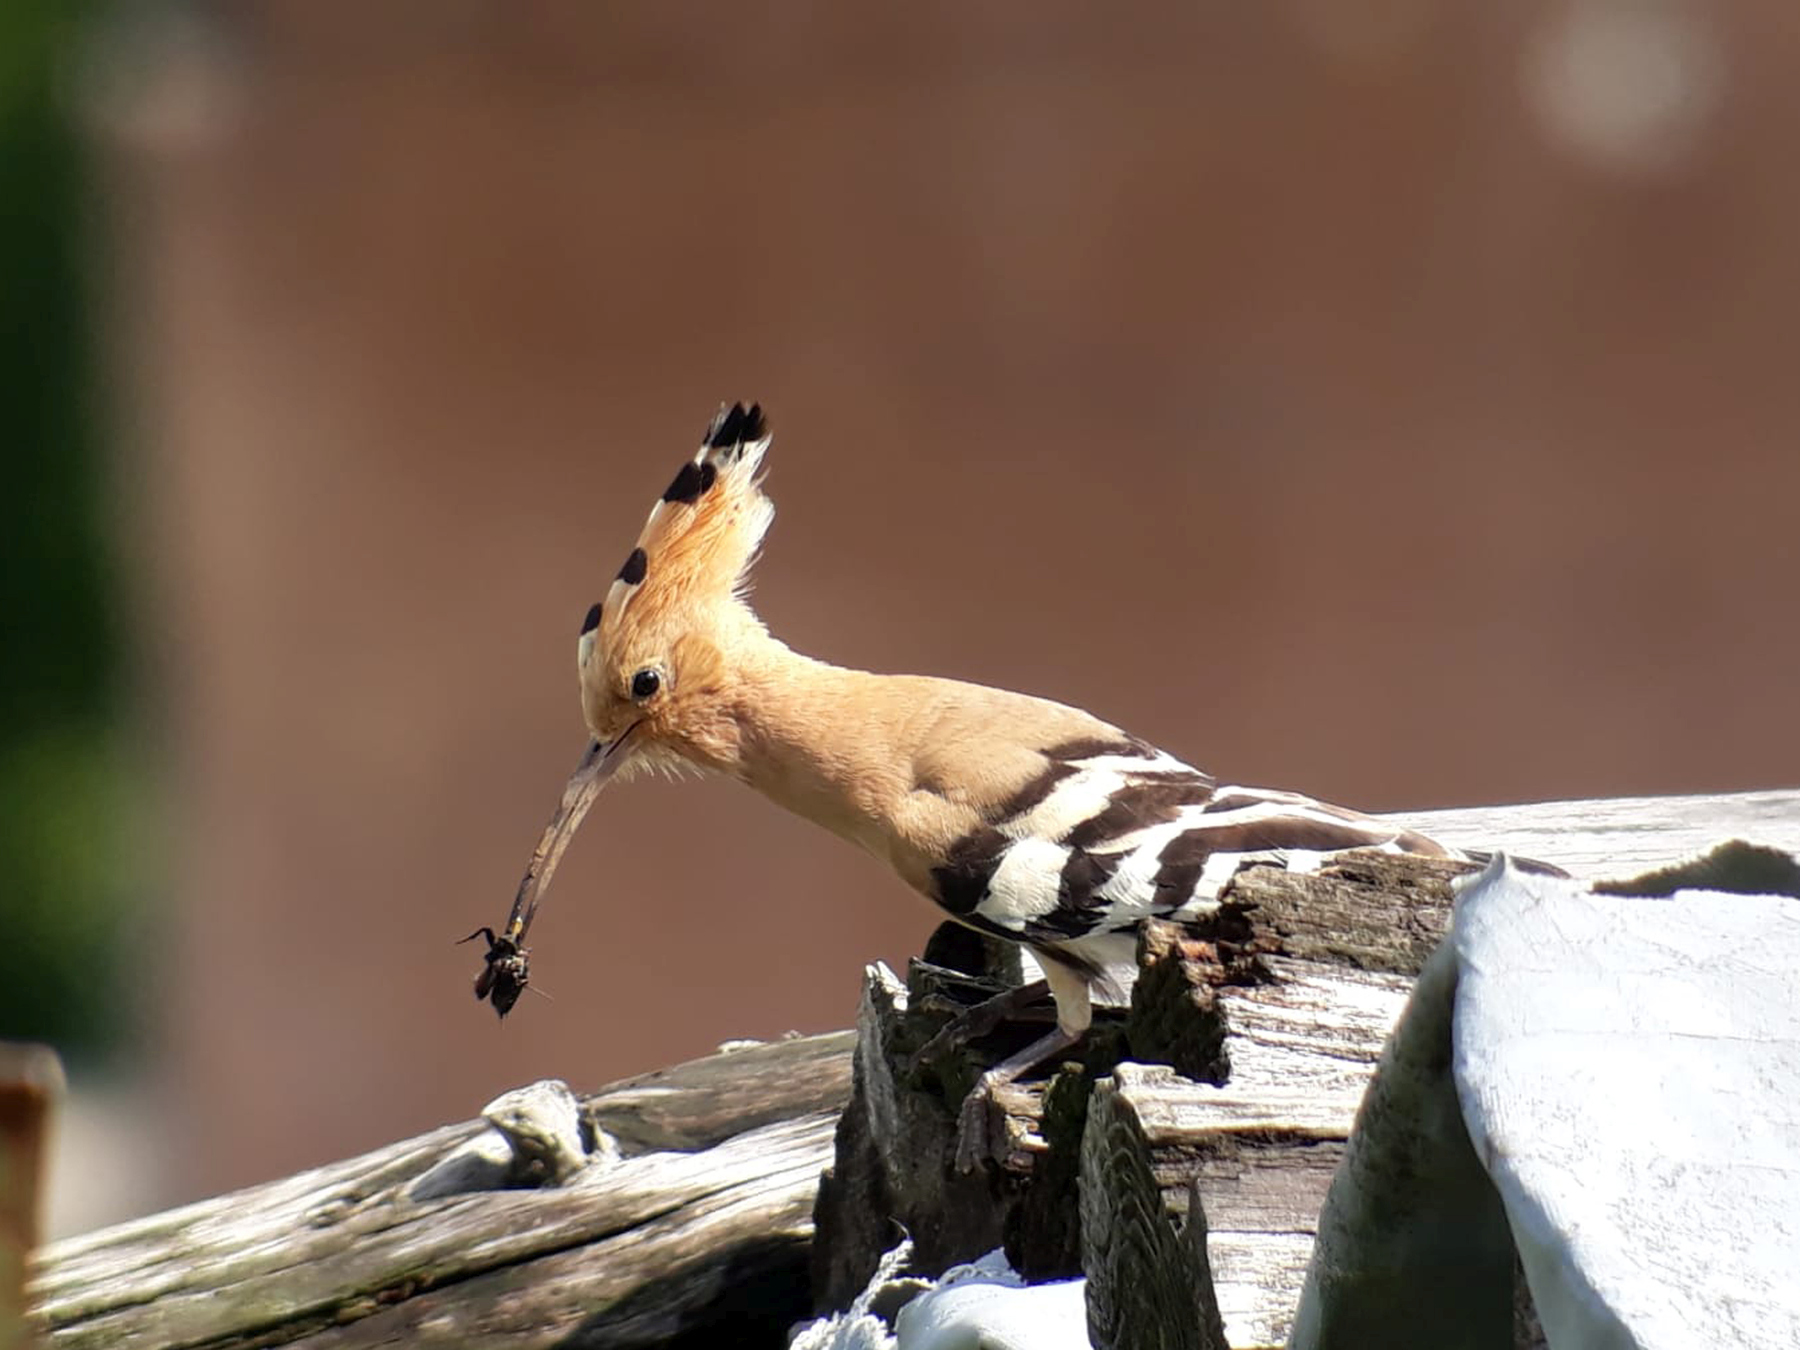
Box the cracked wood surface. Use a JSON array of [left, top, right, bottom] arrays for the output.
[[29, 790, 1800, 1350], [1081, 793, 1800, 1350], [818, 790, 1800, 1350], [31, 1033, 853, 1349]]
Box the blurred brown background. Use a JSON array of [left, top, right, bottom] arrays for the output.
[[73, 1, 1799, 1213]]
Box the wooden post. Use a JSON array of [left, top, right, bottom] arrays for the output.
[[0, 1045, 61, 1350]]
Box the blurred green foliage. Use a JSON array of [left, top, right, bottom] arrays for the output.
[[0, 2, 135, 1061]]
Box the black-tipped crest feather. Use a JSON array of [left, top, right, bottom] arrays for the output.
[[602, 402, 777, 635], [662, 461, 707, 504], [704, 402, 767, 452]]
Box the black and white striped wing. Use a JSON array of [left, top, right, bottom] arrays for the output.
[[931, 736, 1449, 951]]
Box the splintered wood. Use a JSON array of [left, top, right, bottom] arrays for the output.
[[815, 791, 1800, 1349], [815, 853, 1464, 1350], [31, 791, 1800, 1350], [31, 1034, 853, 1349]]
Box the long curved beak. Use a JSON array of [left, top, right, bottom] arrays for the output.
[[499, 726, 638, 948]]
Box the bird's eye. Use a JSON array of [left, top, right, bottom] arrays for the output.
[[630, 668, 661, 701]]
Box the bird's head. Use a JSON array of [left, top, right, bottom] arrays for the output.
[[504, 403, 775, 939], [576, 401, 774, 779]]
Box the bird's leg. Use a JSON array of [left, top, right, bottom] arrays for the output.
[[953, 1024, 1083, 1173], [909, 978, 1052, 1073]]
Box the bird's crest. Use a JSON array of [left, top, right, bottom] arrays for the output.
[[581, 403, 774, 664]]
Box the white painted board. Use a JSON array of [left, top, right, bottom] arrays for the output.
[[1453, 858, 1800, 1349]]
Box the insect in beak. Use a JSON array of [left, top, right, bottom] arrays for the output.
[[463, 725, 639, 1017], [458, 926, 530, 1016]]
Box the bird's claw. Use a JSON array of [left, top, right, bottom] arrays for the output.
[[910, 1016, 983, 1077], [952, 1079, 997, 1173], [908, 980, 1053, 1077]]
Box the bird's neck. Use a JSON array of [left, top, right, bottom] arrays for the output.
[[725, 634, 924, 863]]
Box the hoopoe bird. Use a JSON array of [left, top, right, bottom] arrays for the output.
[[500, 403, 1456, 1169]]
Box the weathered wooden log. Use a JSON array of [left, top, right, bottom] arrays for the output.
[[31, 1031, 853, 1349], [29, 791, 1800, 1350], [811, 856, 1444, 1344], [1287, 943, 1516, 1350], [1081, 1074, 1227, 1350], [1294, 838, 1800, 1350], [813, 791, 1800, 1349]]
